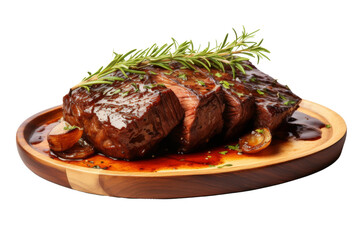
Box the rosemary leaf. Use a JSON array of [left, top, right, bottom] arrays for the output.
[[72, 27, 270, 91]]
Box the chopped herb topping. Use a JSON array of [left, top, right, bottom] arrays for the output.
[[64, 124, 80, 131], [235, 92, 244, 97], [196, 80, 206, 86], [109, 89, 121, 95], [226, 144, 241, 151], [217, 164, 233, 168], [144, 83, 166, 89], [131, 83, 139, 92], [255, 129, 264, 134], [149, 71, 157, 75], [208, 164, 216, 167], [257, 89, 265, 95], [178, 73, 187, 80], [325, 124, 332, 128], [102, 87, 113, 95], [219, 151, 228, 155], [163, 71, 173, 75], [122, 91, 130, 97], [219, 80, 234, 89], [250, 76, 257, 82], [284, 100, 296, 106], [215, 72, 222, 78], [277, 92, 287, 100]]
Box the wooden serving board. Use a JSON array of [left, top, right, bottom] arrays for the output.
[[16, 100, 346, 198]]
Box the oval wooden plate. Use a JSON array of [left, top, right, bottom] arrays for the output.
[[17, 100, 346, 198]]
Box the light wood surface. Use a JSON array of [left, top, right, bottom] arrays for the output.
[[16, 100, 347, 198]]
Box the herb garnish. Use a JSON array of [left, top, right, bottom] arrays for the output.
[[144, 83, 166, 89], [131, 83, 139, 92], [226, 144, 241, 151], [219, 80, 234, 89], [257, 89, 265, 95], [277, 92, 287, 101], [219, 151, 228, 155], [326, 124, 332, 128], [178, 74, 187, 81], [64, 124, 80, 131], [196, 80, 206, 86], [72, 27, 269, 91], [250, 76, 257, 82], [122, 91, 130, 97], [284, 100, 296, 106], [217, 164, 233, 168], [235, 92, 244, 97], [109, 89, 121, 95], [215, 72, 222, 78], [255, 129, 264, 134]]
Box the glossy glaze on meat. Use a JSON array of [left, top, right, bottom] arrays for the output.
[[203, 68, 255, 139], [197, 61, 301, 138], [63, 74, 184, 160], [234, 61, 301, 131], [62, 61, 301, 160], [147, 66, 224, 152]]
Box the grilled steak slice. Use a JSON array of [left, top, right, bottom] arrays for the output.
[[207, 61, 301, 132], [203, 69, 255, 139], [63, 74, 184, 160], [147, 66, 225, 152], [238, 62, 301, 130], [197, 61, 301, 136]]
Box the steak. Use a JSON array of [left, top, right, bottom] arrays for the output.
[[62, 61, 301, 160], [147, 65, 225, 152], [203, 69, 255, 139], [196, 61, 301, 138], [63, 74, 184, 160], [236, 61, 301, 131]]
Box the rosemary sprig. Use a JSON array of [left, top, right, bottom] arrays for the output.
[[72, 27, 270, 90]]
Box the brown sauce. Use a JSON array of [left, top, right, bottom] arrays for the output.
[[274, 111, 325, 140], [29, 111, 327, 172]]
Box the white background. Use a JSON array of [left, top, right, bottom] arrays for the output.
[[1, 0, 359, 239]]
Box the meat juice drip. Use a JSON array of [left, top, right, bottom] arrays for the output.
[[29, 111, 327, 172], [274, 111, 326, 140]]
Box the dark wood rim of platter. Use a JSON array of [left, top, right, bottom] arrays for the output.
[[16, 100, 347, 198]]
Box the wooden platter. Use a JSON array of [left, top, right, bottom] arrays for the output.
[[16, 100, 347, 198]]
